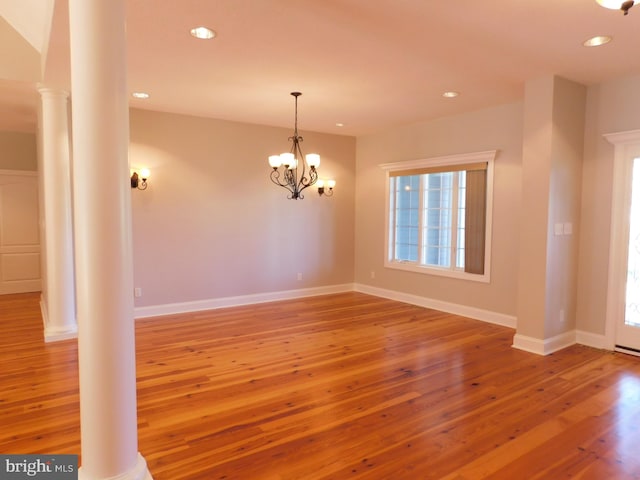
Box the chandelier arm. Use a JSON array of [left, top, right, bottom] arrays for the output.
[[269, 168, 286, 187], [292, 134, 317, 194], [270, 169, 295, 192], [297, 167, 318, 195], [270, 165, 307, 200], [292, 135, 306, 184], [286, 168, 297, 190]]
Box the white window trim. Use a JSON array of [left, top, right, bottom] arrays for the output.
[[380, 150, 497, 283]]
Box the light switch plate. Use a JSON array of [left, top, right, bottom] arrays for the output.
[[554, 223, 564, 236], [563, 222, 573, 235]]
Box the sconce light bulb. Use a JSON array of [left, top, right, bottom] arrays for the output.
[[140, 168, 150, 180]]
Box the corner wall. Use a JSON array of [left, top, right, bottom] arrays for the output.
[[514, 76, 586, 353], [129, 109, 356, 309], [354, 102, 523, 319]]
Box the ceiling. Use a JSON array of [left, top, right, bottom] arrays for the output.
[[1, 0, 640, 136]]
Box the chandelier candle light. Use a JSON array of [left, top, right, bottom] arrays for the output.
[[268, 92, 322, 200]]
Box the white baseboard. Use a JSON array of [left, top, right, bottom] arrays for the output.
[[575, 330, 607, 350], [132, 282, 611, 358], [512, 334, 545, 355], [353, 283, 517, 328], [134, 283, 355, 318], [513, 330, 611, 356], [512, 330, 577, 356]]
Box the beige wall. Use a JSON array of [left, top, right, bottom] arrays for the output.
[[517, 77, 553, 338], [545, 78, 585, 338], [129, 108, 356, 307], [352, 72, 640, 343], [577, 73, 640, 335], [0, 131, 37, 171], [516, 76, 586, 340], [354, 102, 523, 317], [7, 72, 637, 342]]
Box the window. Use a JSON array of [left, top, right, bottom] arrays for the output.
[[381, 150, 496, 282]]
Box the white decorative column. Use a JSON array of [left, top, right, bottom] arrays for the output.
[[68, 0, 152, 478], [38, 87, 77, 342]]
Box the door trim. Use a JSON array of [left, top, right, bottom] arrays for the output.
[[604, 129, 640, 350]]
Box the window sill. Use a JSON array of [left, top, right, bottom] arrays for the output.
[[385, 260, 491, 283]]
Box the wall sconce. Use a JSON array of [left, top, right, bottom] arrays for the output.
[[131, 168, 150, 190], [317, 179, 336, 197]]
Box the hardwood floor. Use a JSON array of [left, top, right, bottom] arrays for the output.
[[2, 291, 640, 479]]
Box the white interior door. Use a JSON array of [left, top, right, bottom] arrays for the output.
[[0, 171, 41, 294]]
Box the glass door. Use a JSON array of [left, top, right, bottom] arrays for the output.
[[617, 157, 640, 352]]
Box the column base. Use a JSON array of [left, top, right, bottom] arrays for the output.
[[79, 453, 153, 480], [44, 324, 78, 343], [41, 294, 78, 342]]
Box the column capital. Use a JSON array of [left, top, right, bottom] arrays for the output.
[[37, 85, 70, 99]]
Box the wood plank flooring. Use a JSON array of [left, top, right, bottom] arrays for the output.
[[2, 291, 640, 479]]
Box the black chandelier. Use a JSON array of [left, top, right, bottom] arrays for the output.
[[268, 92, 320, 200]]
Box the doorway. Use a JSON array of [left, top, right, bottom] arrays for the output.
[[605, 130, 640, 354], [0, 171, 41, 294]]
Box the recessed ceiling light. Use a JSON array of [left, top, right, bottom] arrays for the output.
[[583, 35, 612, 47], [336, 123, 344, 127], [190, 26, 216, 40], [132, 92, 150, 99], [442, 91, 459, 98]]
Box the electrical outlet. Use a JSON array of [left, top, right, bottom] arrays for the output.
[[134, 287, 142, 298], [297, 273, 302, 281], [370, 270, 376, 279]]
